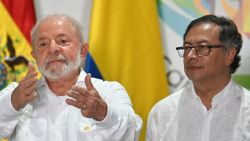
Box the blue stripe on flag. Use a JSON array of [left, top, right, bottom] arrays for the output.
[[85, 53, 103, 79]]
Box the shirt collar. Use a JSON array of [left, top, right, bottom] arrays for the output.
[[212, 80, 233, 106], [76, 70, 87, 84], [36, 76, 47, 88], [191, 80, 233, 108]]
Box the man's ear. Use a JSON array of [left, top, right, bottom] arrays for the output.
[[80, 43, 89, 58], [31, 50, 36, 59], [225, 47, 236, 66]]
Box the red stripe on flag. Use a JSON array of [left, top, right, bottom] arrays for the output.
[[2, 0, 36, 43]]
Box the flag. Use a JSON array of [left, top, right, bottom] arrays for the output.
[[0, 0, 36, 139], [86, 0, 169, 140], [0, 0, 36, 91]]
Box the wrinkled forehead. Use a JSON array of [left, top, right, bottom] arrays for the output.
[[188, 23, 220, 34], [34, 17, 81, 45], [38, 16, 75, 34], [184, 23, 221, 43]]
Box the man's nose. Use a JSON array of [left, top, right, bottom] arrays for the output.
[[186, 48, 198, 59], [48, 40, 60, 53]]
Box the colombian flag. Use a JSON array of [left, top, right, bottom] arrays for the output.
[[0, 0, 35, 139], [86, 0, 169, 140], [0, 0, 36, 91]]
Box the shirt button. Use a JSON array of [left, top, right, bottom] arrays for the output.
[[82, 124, 92, 132]]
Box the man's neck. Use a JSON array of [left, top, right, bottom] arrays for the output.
[[193, 76, 231, 110], [46, 70, 80, 96]]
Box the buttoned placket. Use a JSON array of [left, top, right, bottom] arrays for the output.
[[193, 82, 230, 141], [44, 85, 69, 141], [194, 95, 212, 141]]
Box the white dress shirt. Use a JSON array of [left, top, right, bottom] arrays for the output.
[[146, 81, 250, 141], [0, 71, 142, 141]]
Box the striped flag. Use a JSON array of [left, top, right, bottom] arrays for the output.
[[86, 0, 169, 140], [0, 0, 36, 91], [0, 0, 35, 139]]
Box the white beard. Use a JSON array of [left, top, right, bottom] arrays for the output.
[[38, 52, 81, 80]]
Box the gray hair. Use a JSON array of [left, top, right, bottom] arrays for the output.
[[31, 14, 85, 49]]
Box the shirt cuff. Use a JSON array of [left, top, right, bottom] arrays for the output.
[[1, 92, 23, 120], [95, 102, 118, 128]]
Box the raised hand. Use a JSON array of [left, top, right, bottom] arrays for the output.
[[11, 62, 38, 110], [66, 73, 107, 121]]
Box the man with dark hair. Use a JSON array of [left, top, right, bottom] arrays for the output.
[[146, 14, 250, 141], [0, 15, 142, 141]]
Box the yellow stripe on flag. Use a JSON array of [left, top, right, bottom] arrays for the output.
[[0, 2, 37, 86], [89, 0, 169, 140], [0, 1, 35, 140]]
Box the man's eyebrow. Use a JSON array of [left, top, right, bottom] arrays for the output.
[[197, 40, 209, 44], [183, 40, 209, 45], [183, 41, 192, 45], [37, 37, 48, 41], [57, 33, 68, 37]]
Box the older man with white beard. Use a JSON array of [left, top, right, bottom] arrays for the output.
[[0, 15, 142, 141]]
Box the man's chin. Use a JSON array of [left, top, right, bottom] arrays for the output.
[[42, 70, 68, 80], [39, 62, 80, 80], [44, 73, 62, 80]]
